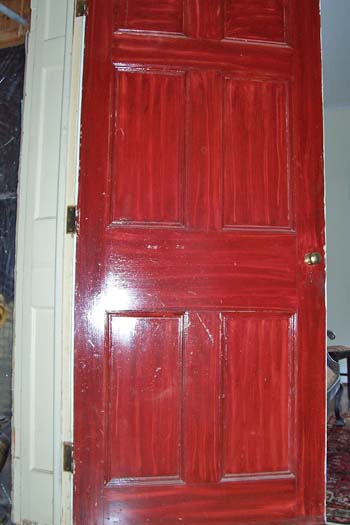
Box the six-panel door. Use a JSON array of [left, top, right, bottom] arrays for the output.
[[74, 1, 326, 524]]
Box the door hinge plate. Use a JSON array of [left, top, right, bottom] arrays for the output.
[[63, 442, 74, 473], [66, 205, 77, 234], [75, 0, 87, 17]]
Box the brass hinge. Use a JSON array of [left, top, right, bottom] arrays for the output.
[[63, 442, 74, 473], [75, 0, 87, 17], [66, 205, 77, 234]]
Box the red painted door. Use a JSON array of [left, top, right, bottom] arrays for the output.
[[74, 1, 325, 524]]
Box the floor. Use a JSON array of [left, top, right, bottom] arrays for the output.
[[327, 383, 349, 525]]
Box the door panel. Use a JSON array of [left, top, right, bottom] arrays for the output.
[[223, 78, 291, 228], [115, 0, 184, 34], [106, 314, 183, 483], [224, 0, 287, 43], [222, 312, 294, 476], [111, 68, 186, 226], [104, 478, 296, 524], [75, 1, 325, 524]]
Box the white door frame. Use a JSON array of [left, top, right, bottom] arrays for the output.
[[13, 1, 84, 523]]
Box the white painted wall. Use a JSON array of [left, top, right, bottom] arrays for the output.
[[321, 0, 350, 108], [324, 106, 350, 375], [13, 0, 82, 523]]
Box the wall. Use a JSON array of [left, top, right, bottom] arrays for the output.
[[325, 106, 350, 374]]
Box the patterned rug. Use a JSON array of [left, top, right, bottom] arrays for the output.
[[327, 413, 350, 523]]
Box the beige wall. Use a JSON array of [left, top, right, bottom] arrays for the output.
[[325, 105, 350, 375]]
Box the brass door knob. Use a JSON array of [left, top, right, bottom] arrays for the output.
[[304, 252, 322, 265]]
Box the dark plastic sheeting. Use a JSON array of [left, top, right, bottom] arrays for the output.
[[0, 44, 25, 525], [0, 45, 25, 194], [0, 45, 25, 303]]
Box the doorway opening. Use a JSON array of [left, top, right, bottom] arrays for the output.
[[322, 0, 350, 523]]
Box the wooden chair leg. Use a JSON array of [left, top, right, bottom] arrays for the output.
[[347, 357, 350, 403], [335, 383, 345, 427]]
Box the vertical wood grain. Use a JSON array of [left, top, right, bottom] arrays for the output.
[[222, 312, 293, 476], [111, 68, 186, 226], [292, 0, 326, 518], [224, 0, 286, 43], [187, 71, 222, 231], [107, 314, 183, 482], [223, 78, 291, 229], [183, 312, 222, 482], [74, 1, 113, 523], [184, 0, 223, 40]]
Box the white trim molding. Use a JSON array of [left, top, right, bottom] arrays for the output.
[[13, 1, 83, 523]]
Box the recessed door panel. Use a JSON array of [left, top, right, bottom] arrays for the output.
[[106, 314, 183, 483], [111, 68, 186, 227], [222, 312, 294, 477], [223, 78, 291, 229], [115, 0, 184, 34], [224, 0, 287, 44]]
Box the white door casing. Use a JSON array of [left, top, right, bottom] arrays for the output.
[[13, 0, 84, 523]]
